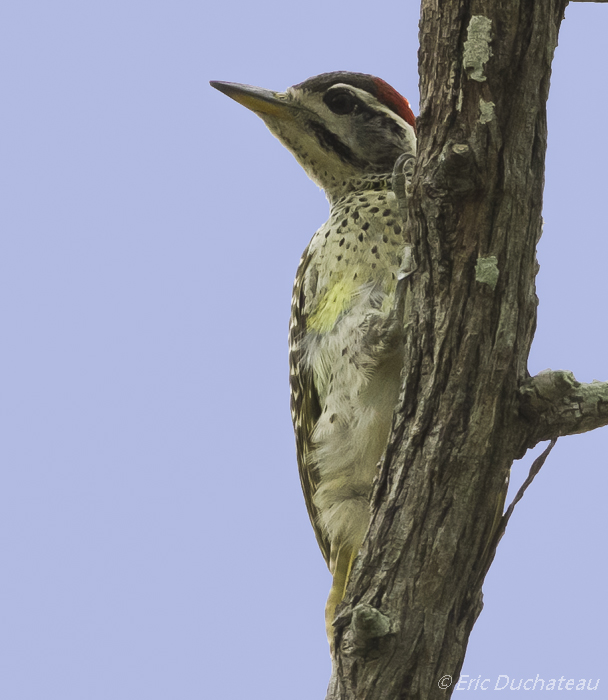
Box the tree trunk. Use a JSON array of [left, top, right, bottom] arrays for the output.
[[325, 2, 579, 698]]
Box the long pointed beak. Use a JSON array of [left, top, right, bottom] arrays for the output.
[[210, 80, 293, 119]]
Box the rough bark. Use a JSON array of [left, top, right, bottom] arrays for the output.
[[322, 2, 606, 699]]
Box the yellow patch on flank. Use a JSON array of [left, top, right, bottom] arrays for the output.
[[307, 278, 355, 333]]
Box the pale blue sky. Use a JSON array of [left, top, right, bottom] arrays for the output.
[[2, 2, 606, 698]]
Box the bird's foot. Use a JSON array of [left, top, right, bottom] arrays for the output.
[[392, 151, 415, 225]]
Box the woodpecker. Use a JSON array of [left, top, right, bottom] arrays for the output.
[[210, 72, 416, 648]]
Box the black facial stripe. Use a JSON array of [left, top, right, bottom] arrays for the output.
[[307, 120, 364, 167], [352, 103, 407, 133], [342, 100, 406, 131], [381, 113, 407, 138]]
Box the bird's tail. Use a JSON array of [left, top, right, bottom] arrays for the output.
[[325, 544, 358, 651]]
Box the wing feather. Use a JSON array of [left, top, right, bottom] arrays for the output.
[[289, 248, 330, 565]]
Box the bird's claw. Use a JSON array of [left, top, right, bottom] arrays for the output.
[[392, 152, 415, 226]]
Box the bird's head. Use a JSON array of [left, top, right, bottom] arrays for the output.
[[210, 72, 416, 201]]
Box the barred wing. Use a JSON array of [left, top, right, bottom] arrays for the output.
[[288, 248, 330, 566]]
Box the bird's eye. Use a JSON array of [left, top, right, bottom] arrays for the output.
[[324, 90, 357, 115]]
